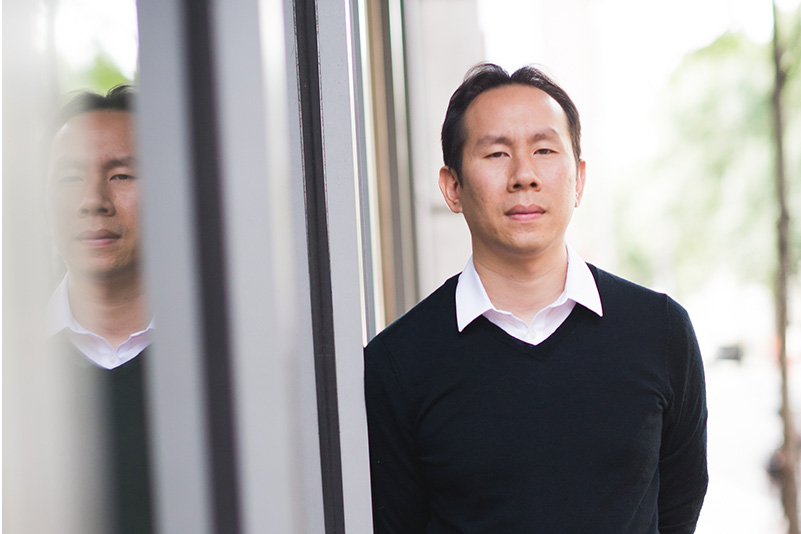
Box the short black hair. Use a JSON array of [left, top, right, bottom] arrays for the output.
[[441, 63, 581, 180], [54, 84, 136, 133]]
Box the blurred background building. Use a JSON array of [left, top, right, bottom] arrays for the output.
[[4, 0, 800, 532]]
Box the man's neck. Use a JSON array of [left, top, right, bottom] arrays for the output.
[[67, 271, 148, 349], [473, 243, 568, 324]]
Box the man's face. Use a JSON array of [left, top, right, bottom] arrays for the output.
[[439, 84, 585, 265], [46, 110, 140, 282]]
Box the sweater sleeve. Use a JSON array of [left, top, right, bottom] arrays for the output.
[[364, 337, 430, 533], [658, 299, 709, 533]]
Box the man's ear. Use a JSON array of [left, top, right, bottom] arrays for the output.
[[439, 166, 463, 214], [574, 160, 587, 208]]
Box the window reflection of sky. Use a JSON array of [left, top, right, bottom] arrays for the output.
[[52, 0, 138, 79]]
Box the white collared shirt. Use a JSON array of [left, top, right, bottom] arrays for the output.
[[46, 274, 155, 369], [455, 244, 603, 345]]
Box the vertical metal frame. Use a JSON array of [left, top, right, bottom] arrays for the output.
[[209, 0, 326, 531], [363, 0, 419, 325], [138, 0, 329, 532], [291, 0, 374, 531], [3, 1, 81, 532], [293, 0, 347, 529], [137, 1, 215, 532], [316, 0, 375, 522], [139, 0, 373, 531], [182, 0, 243, 530]]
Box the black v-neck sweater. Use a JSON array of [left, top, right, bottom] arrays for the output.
[[52, 337, 153, 534], [365, 265, 707, 533]]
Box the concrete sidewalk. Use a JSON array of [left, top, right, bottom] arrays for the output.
[[695, 355, 794, 533]]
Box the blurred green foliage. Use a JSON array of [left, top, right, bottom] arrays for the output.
[[60, 49, 136, 94], [616, 7, 801, 297]]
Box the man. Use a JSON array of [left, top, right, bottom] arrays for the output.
[[45, 85, 153, 533], [364, 64, 708, 533]]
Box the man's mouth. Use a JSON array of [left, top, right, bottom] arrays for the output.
[[505, 204, 545, 221], [77, 229, 121, 246]]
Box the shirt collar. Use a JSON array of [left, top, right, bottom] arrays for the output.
[[46, 273, 156, 337], [455, 244, 603, 332]]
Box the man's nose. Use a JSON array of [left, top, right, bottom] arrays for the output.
[[507, 155, 540, 191], [78, 178, 115, 216]]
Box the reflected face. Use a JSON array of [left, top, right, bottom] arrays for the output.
[[439, 84, 585, 264], [46, 110, 140, 281]]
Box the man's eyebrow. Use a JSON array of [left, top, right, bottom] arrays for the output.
[[102, 156, 137, 172], [474, 129, 561, 147], [527, 129, 560, 143], [475, 135, 512, 147], [51, 155, 137, 171], [51, 156, 85, 170]]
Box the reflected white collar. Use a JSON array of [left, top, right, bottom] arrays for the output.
[[46, 273, 155, 369]]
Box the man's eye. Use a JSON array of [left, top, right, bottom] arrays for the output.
[[535, 148, 555, 155], [486, 152, 506, 158], [111, 174, 135, 181]]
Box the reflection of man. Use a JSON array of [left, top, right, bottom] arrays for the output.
[[365, 64, 708, 533], [47, 85, 151, 366], [46, 85, 153, 533]]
